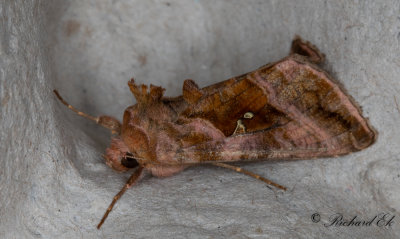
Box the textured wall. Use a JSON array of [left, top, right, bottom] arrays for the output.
[[1, 0, 399, 238]]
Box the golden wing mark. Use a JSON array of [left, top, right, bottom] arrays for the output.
[[233, 111, 254, 135], [213, 111, 286, 190]]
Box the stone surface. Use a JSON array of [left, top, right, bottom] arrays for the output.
[[1, 0, 399, 238]]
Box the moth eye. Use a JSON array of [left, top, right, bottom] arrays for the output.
[[121, 152, 139, 168]]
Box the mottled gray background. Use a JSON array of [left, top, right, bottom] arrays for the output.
[[1, 0, 399, 238]]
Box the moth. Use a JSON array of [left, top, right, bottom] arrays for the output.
[[54, 37, 376, 229]]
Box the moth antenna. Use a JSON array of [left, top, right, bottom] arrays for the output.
[[53, 90, 99, 122], [53, 90, 121, 134], [212, 162, 287, 191], [97, 166, 144, 229]]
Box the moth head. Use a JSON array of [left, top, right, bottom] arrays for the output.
[[104, 137, 139, 172], [120, 152, 140, 168]]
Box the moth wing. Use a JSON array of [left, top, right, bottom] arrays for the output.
[[177, 56, 375, 164]]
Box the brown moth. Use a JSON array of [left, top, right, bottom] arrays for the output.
[[54, 36, 376, 229]]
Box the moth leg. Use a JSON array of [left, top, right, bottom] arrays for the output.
[[212, 162, 287, 191], [53, 90, 121, 134], [97, 166, 144, 229], [290, 36, 325, 64]]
